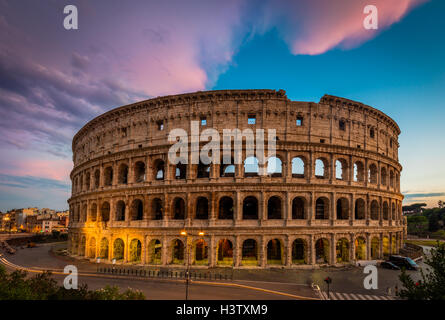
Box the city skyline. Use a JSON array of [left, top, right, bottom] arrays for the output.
[[0, 0, 444, 211]]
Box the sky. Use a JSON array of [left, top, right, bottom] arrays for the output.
[[0, 0, 444, 211]]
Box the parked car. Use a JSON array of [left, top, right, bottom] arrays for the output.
[[380, 261, 401, 270], [389, 255, 419, 270]]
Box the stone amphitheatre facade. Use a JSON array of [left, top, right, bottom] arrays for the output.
[[68, 89, 405, 268]]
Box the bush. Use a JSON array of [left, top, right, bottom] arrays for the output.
[[0, 265, 145, 300]]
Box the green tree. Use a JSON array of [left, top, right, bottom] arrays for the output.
[[398, 242, 445, 300]]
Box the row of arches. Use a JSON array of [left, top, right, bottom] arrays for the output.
[[70, 195, 402, 223], [71, 235, 400, 265], [72, 155, 401, 193]]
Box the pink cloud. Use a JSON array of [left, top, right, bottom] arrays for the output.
[[256, 0, 428, 55]]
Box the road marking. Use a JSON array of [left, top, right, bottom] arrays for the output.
[[320, 291, 395, 300]]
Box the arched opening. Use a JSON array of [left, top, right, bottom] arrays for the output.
[[195, 197, 209, 219], [171, 239, 184, 264], [315, 238, 329, 264], [94, 169, 100, 189], [291, 157, 305, 178], [390, 171, 394, 188], [371, 237, 380, 259], [85, 173, 90, 191], [148, 239, 162, 264], [118, 163, 128, 184], [151, 198, 163, 220], [392, 235, 397, 254], [244, 156, 259, 177], [381, 167, 387, 186], [243, 196, 258, 219], [315, 158, 327, 179], [241, 239, 258, 266], [292, 239, 307, 264], [383, 237, 390, 256], [89, 237, 96, 258], [101, 202, 110, 222], [220, 158, 235, 177], [218, 196, 234, 219], [131, 199, 144, 220], [267, 239, 283, 265], [335, 159, 348, 180], [355, 237, 366, 260], [129, 239, 142, 262], [154, 160, 164, 180], [99, 238, 109, 259], [197, 161, 210, 178], [104, 166, 113, 186], [383, 202, 389, 220], [79, 236, 86, 256], [315, 197, 329, 219], [113, 238, 124, 261], [292, 197, 305, 219], [353, 161, 364, 182], [267, 196, 282, 219], [89, 203, 97, 222], [81, 204, 87, 222], [172, 198, 185, 220], [175, 163, 187, 180], [336, 238, 349, 263], [368, 164, 378, 184], [194, 239, 208, 265], [355, 198, 365, 220], [371, 200, 379, 220], [267, 156, 282, 177], [336, 198, 349, 220], [391, 203, 396, 220], [217, 239, 233, 265], [115, 200, 126, 221], [134, 161, 146, 182]]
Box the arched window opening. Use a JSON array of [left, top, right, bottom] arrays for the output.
[[381, 167, 387, 186], [371, 237, 380, 259], [115, 200, 126, 221], [241, 239, 258, 266], [131, 199, 144, 221], [315, 159, 327, 179], [195, 197, 209, 219], [218, 197, 234, 219], [291, 157, 305, 178], [292, 197, 305, 219], [244, 156, 259, 177], [148, 239, 162, 264], [217, 239, 233, 265], [336, 238, 349, 263], [194, 239, 208, 265], [354, 199, 365, 220], [79, 236, 86, 256], [220, 157, 235, 177], [101, 202, 110, 222], [391, 203, 396, 220], [315, 238, 329, 264], [267, 196, 282, 219], [243, 196, 258, 219], [134, 161, 146, 183], [175, 163, 187, 179], [335, 159, 348, 180], [371, 200, 379, 220], [267, 157, 282, 177], [267, 239, 283, 265], [113, 238, 124, 261], [99, 238, 109, 259], [390, 171, 394, 188], [152, 198, 163, 220], [383, 237, 390, 256], [197, 161, 210, 178], [355, 237, 366, 260], [154, 160, 164, 180], [173, 198, 186, 220], [90, 203, 97, 222], [85, 173, 90, 191], [315, 197, 329, 219], [172, 239, 184, 264], [383, 202, 389, 220], [336, 198, 349, 220], [94, 169, 100, 188], [104, 167, 113, 186], [368, 164, 377, 184], [292, 239, 307, 264], [353, 161, 364, 182], [129, 239, 142, 262], [118, 164, 128, 184]]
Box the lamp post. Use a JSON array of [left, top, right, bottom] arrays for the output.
[[324, 276, 332, 300], [180, 229, 205, 301]]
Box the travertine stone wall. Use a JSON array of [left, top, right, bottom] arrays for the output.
[[68, 89, 405, 268]]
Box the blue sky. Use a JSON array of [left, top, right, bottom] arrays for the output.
[[0, 0, 443, 211]]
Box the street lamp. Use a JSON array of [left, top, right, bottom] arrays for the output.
[[180, 229, 205, 301]]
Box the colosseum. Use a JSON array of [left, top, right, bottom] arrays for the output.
[[68, 89, 405, 269]]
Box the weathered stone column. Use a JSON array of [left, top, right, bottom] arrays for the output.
[[260, 236, 266, 267], [366, 233, 371, 260], [162, 235, 168, 266], [285, 236, 292, 266], [234, 235, 240, 267], [330, 233, 336, 265], [209, 235, 216, 267], [310, 235, 316, 265]]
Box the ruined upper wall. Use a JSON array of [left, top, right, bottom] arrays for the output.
[[71, 89, 401, 167]]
